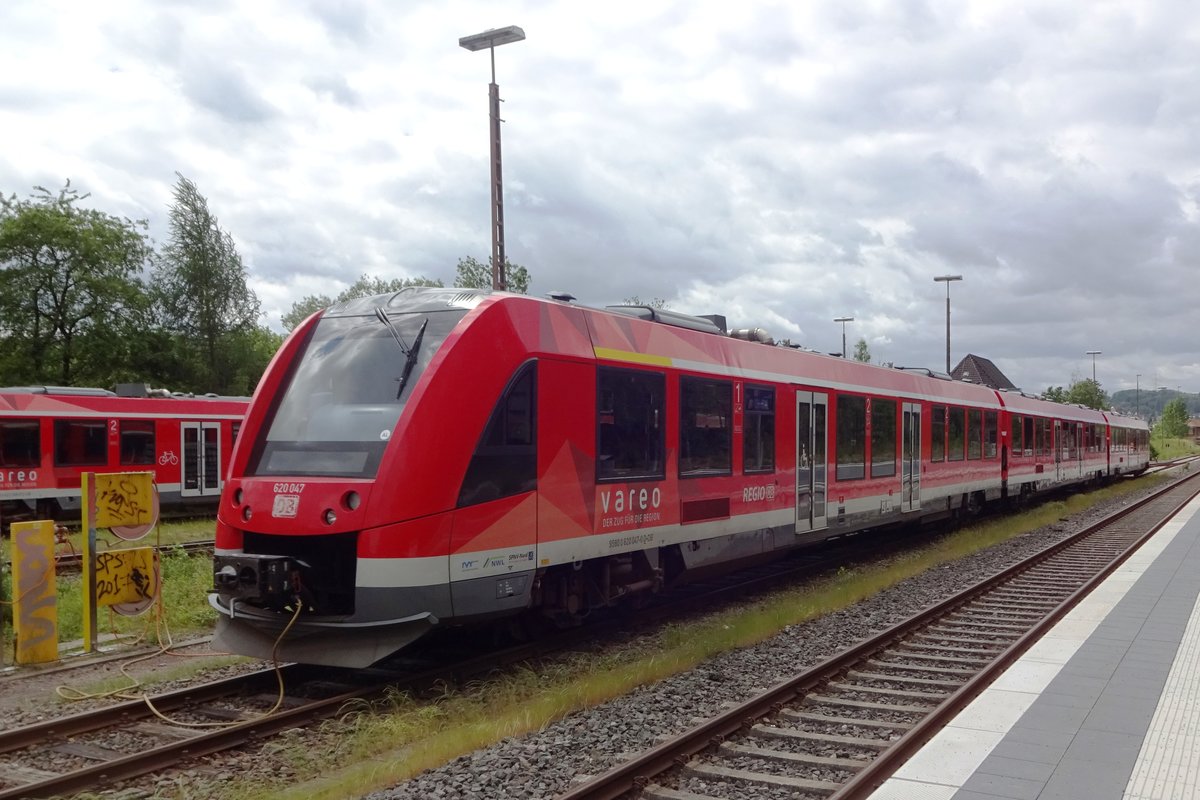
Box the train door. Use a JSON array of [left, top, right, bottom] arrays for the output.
[[796, 391, 828, 533], [1054, 420, 1063, 482], [1075, 422, 1085, 478], [901, 403, 922, 512], [181, 422, 222, 498]]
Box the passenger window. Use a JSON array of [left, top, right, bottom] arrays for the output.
[[984, 411, 997, 459], [1011, 415, 1022, 455], [457, 362, 537, 507], [870, 398, 896, 478], [597, 366, 665, 482], [931, 405, 946, 462], [119, 420, 156, 465], [967, 409, 982, 460], [836, 395, 866, 480], [1024, 417, 1035, 456], [680, 376, 732, 477], [54, 419, 107, 466], [0, 419, 40, 467], [742, 384, 775, 474], [948, 407, 965, 461]]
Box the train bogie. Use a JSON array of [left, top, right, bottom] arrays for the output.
[[210, 288, 1151, 668]]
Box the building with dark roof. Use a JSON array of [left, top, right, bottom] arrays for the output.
[[951, 354, 1017, 390]]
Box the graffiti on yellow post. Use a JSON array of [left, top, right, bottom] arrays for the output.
[[11, 520, 58, 664], [94, 471, 155, 528], [95, 547, 159, 608]]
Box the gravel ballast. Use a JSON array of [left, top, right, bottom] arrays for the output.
[[369, 482, 1166, 800], [3, 478, 1172, 800]]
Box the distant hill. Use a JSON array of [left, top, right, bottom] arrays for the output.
[[1110, 388, 1199, 420]]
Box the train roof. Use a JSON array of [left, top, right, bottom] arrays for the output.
[[325, 286, 488, 317], [0, 385, 249, 401], [0, 386, 248, 417], [311, 287, 1141, 425]]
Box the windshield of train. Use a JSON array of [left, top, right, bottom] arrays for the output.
[[249, 309, 466, 478]]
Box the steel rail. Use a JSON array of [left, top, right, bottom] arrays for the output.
[[557, 471, 1200, 800], [833, 474, 1200, 799], [2, 473, 1184, 798]]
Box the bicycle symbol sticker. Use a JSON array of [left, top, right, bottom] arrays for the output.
[[158, 450, 179, 466]]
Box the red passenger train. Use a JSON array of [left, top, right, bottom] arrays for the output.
[[0, 385, 247, 523], [210, 288, 1149, 667]]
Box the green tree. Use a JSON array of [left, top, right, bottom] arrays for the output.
[[1066, 378, 1109, 410], [152, 173, 262, 392], [852, 337, 871, 363], [281, 273, 443, 331], [1041, 386, 1068, 403], [0, 182, 153, 385], [1158, 397, 1189, 438], [454, 256, 530, 293], [219, 326, 285, 395]]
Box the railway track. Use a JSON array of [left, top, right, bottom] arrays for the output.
[[559, 470, 1200, 800], [1144, 453, 1200, 475], [0, 641, 563, 800], [0, 519, 943, 799], [0, 472, 1182, 797], [50, 538, 214, 574]]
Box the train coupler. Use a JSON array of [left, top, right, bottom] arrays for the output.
[[213, 553, 309, 611]]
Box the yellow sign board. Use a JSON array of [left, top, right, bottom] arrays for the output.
[[94, 547, 158, 608], [11, 520, 58, 664], [94, 471, 155, 528]]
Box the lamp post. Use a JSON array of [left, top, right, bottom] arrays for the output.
[[459, 25, 525, 291], [1136, 373, 1141, 418], [933, 275, 963, 374], [1085, 350, 1101, 383], [834, 317, 854, 359]]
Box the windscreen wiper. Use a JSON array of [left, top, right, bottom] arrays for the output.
[[395, 317, 429, 399], [375, 307, 410, 355]]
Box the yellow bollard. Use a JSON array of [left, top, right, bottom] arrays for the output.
[[11, 520, 58, 664]]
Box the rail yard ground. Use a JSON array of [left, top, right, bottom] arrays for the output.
[[1, 518, 220, 666], [2, 463, 1194, 799]]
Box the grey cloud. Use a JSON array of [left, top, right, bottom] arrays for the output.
[[307, 0, 372, 45], [179, 62, 278, 124], [304, 74, 362, 107]]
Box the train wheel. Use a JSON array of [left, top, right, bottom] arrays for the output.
[[35, 499, 61, 521]]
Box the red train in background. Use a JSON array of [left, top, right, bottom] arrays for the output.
[[0, 385, 247, 523], [210, 287, 1149, 667]]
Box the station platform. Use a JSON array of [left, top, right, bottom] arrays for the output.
[[869, 492, 1200, 800]]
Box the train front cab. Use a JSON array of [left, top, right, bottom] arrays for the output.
[[211, 291, 496, 667]]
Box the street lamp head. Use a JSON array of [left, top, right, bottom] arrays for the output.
[[834, 317, 854, 323], [459, 26, 526, 51], [1086, 350, 1102, 356], [933, 274, 963, 283]]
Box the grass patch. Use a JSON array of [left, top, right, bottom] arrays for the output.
[[210, 473, 1167, 800], [1152, 436, 1200, 461], [2, 519, 220, 664]]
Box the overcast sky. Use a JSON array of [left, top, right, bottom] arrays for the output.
[[2, 0, 1198, 396]]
